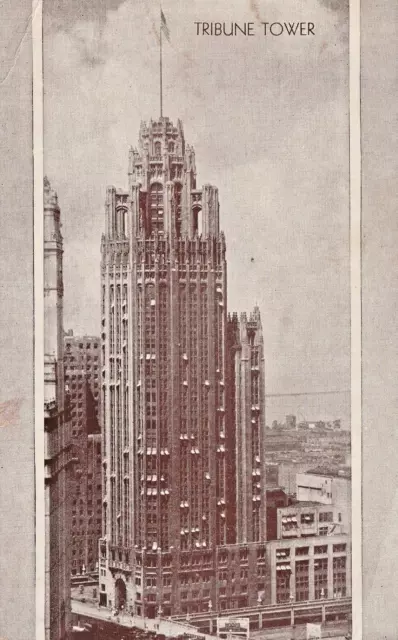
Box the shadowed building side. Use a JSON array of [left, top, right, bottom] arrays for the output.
[[64, 334, 102, 576], [44, 177, 74, 640]]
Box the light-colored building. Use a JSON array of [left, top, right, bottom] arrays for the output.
[[267, 534, 351, 604], [44, 177, 74, 639], [277, 502, 344, 540], [296, 468, 351, 535], [278, 462, 312, 495]]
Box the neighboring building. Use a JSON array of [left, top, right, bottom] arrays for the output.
[[277, 502, 345, 540], [278, 462, 312, 495], [265, 462, 279, 488], [227, 309, 267, 544], [296, 468, 351, 535], [44, 177, 74, 640], [266, 488, 291, 541], [267, 534, 351, 604], [64, 334, 102, 574], [263, 467, 352, 607], [99, 116, 267, 618]]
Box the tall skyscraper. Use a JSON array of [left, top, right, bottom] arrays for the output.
[[44, 177, 73, 640], [64, 334, 102, 575], [100, 118, 267, 617]]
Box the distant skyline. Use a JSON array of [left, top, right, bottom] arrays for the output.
[[44, 0, 350, 424]]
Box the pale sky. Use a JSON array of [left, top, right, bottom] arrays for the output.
[[44, 0, 349, 425]]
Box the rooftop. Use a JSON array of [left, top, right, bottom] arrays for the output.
[[306, 466, 351, 480]]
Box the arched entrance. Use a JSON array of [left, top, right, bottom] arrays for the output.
[[115, 578, 127, 610]]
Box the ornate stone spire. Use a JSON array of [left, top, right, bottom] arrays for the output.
[[44, 175, 59, 209]]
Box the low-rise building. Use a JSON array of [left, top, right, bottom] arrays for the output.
[[267, 534, 350, 604], [277, 502, 344, 540], [296, 468, 351, 535]]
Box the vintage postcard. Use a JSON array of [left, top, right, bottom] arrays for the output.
[[41, 0, 354, 639], [1, 0, 397, 639], [10, 0, 398, 639]]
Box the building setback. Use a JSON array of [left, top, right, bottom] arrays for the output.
[[227, 310, 267, 543], [64, 334, 102, 575], [44, 177, 74, 640], [100, 117, 267, 617]]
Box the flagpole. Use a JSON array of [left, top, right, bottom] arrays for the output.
[[160, 8, 163, 118]]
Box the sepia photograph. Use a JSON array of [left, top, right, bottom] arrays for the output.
[[43, 0, 351, 639]]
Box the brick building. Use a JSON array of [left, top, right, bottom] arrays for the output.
[[99, 117, 267, 617], [64, 335, 102, 575]]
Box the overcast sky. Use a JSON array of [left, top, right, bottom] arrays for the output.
[[44, 0, 349, 424]]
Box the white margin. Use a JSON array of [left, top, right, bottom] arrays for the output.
[[33, 0, 44, 638], [350, 0, 362, 637]]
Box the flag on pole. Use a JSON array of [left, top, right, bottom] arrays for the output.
[[161, 9, 170, 41]]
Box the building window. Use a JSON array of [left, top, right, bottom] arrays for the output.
[[295, 546, 309, 556], [333, 556, 346, 597], [314, 545, 328, 555], [333, 544, 346, 553], [276, 569, 290, 603], [240, 549, 248, 562], [314, 558, 328, 599], [295, 560, 309, 602], [300, 513, 315, 525], [319, 511, 333, 523]]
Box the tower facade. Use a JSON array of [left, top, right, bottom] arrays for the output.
[[227, 309, 267, 543], [100, 118, 267, 617], [44, 177, 73, 640]]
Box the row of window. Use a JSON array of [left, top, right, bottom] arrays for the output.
[[281, 544, 347, 557], [65, 342, 99, 350]]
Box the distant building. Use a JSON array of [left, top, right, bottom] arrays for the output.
[[296, 468, 351, 535], [278, 462, 312, 495], [64, 335, 102, 575], [286, 415, 297, 430], [44, 177, 74, 639]]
